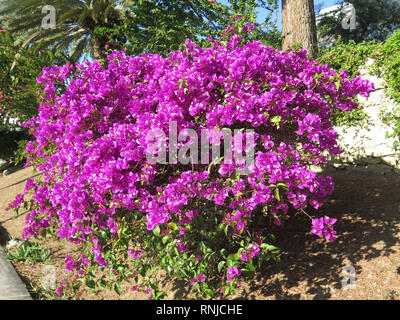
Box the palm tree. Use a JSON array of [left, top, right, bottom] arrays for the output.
[[0, 0, 133, 61]]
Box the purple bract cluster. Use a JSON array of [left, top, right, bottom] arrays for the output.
[[18, 35, 373, 269]]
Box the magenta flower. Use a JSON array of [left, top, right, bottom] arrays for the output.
[[241, 253, 248, 262], [227, 267, 242, 282], [311, 216, 337, 241], [6, 193, 24, 210], [144, 287, 153, 294], [197, 274, 206, 282], [64, 255, 78, 272], [249, 244, 260, 258], [273, 218, 281, 226], [55, 287, 63, 297], [128, 249, 143, 259], [80, 254, 90, 266]]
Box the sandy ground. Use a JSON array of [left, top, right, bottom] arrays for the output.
[[0, 167, 36, 241], [1, 166, 399, 300]]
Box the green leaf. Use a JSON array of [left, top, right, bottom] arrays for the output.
[[205, 288, 214, 298], [162, 235, 169, 244], [233, 252, 241, 261], [274, 188, 280, 201], [156, 291, 167, 300], [86, 278, 96, 289], [220, 248, 227, 258], [270, 115, 282, 129], [168, 222, 177, 231], [153, 225, 160, 237], [247, 261, 255, 272], [224, 224, 229, 236], [262, 244, 280, 253], [224, 286, 230, 296], [335, 80, 341, 91], [114, 282, 122, 295], [277, 182, 289, 191], [217, 261, 225, 272], [269, 234, 276, 241], [193, 282, 200, 292]]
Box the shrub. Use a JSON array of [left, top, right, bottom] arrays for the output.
[[374, 29, 400, 103], [0, 30, 68, 161], [0, 129, 29, 161], [316, 30, 400, 147], [0, 31, 65, 129], [317, 38, 376, 79], [316, 38, 376, 128], [370, 29, 400, 148], [12, 30, 373, 299]]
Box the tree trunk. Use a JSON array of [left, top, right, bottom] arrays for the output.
[[91, 36, 103, 60], [281, 0, 317, 57]]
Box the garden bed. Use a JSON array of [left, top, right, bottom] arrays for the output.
[[1, 167, 399, 300]]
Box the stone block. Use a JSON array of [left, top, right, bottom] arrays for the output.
[[382, 155, 399, 167]]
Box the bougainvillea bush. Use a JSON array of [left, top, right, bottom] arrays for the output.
[[10, 28, 373, 299]]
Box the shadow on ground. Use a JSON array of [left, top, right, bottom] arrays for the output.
[[236, 170, 400, 300], [0, 223, 11, 247]]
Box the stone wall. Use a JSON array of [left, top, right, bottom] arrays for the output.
[[315, 60, 400, 175]]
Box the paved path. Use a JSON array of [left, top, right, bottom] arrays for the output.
[[0, 247, 32, 300], [0, 167, 34, 300]]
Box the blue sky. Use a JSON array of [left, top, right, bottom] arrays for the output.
[[220, 0, 340, 30]]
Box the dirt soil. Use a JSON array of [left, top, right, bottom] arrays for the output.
[[1, 166, 400, 300]]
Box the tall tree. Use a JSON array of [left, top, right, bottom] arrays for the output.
[[282, 0, 318, 57], [123, 0, 281, 56], [123, 0, 230, 55], [0, 0, 132, 61], [0, 0, 281, 59]]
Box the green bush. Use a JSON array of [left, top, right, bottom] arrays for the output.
[[0, 129, 29, 161], [316, 30, 400, 148], [0, 30, 67, 161], [372, 29, 400, 148], [317, 37, 376, 79], [374, 29, 400, 103], [316, 38, 376, 128]]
